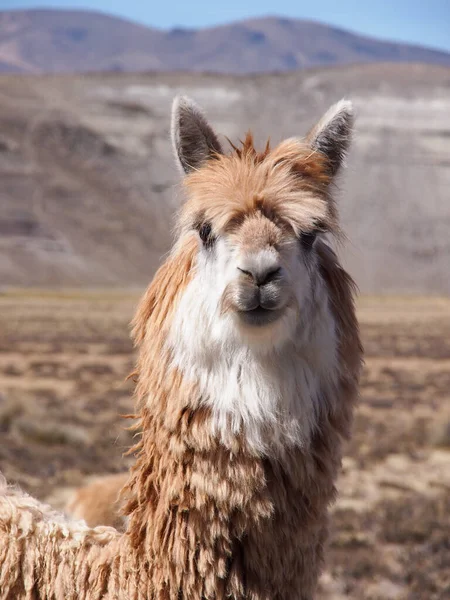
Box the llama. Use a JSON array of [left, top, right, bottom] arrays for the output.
[[65, 472, 129, 529], [0, 95, 362, 600]]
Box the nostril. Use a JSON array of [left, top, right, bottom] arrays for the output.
[[237, 266, 281, 285], [237, 267, 254, 279], [260, 267, 281, 286]]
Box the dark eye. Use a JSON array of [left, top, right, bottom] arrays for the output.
[[197, 222, 214, 248], [300, 230, 317, 251]]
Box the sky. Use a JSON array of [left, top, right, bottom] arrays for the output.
[[2, 0, 450, 52]]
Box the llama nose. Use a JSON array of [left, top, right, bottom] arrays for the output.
[[238, 266, 282, 287]]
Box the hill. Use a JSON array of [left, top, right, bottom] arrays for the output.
[[0, 9, 449, 74], [0, 63, 449, 293]]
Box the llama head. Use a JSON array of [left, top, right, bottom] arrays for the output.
[[169, 96, 353, 353], [134, 96, 355, 453]]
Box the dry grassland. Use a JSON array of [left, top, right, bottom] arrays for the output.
[[0, 292, 449, 599]]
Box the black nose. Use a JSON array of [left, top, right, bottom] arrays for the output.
[[238, 266, 281, 286]]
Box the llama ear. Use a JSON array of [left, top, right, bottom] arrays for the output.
[[306, 99, 354, 177], [171, 96, 223, 174]]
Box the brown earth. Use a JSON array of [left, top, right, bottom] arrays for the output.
[[0, 292, 449, 599], [0, 63, 450, 294]]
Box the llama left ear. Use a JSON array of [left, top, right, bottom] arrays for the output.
[[171, 96, 223, 174], [306, 99, 354, 177]]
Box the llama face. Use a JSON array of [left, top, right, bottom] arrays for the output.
[[175, 205, 322, 352], [220, 215, 300, 329]]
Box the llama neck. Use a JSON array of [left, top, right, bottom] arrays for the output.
[[123, 241, 362, 598], [124, 349, 341, 600], [168, 273, 339, 455]]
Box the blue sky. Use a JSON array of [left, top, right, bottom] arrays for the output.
[[2, 0, 450, 52]]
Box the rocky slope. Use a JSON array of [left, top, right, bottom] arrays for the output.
[[0, 63, 449, 292]]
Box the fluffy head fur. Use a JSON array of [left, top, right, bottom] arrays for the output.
[[0, 96, 362, 600]]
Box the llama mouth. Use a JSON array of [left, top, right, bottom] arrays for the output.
[[238, 306, 283, 327]]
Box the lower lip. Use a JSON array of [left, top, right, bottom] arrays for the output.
[[238, 307, 283, 327]]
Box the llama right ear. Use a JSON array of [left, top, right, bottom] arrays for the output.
[[306, 99, 354, 177], [171, 96, 223, 174]]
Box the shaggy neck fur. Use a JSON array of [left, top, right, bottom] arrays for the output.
[[120, 239, 361, 600]]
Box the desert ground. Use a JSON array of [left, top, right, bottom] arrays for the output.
[[0, 291, 449, 599]]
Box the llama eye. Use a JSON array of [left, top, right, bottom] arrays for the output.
[[197, 222, 214, 248], [300, 231, 317, 251]]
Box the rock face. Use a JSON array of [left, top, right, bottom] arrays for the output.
[[0, 63, 449, 293], [0, 9, 449, 75]]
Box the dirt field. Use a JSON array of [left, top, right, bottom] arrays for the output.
[[0, 291, 449, 599]]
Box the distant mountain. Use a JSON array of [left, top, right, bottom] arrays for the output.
[[0, 9, 449, 74]]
